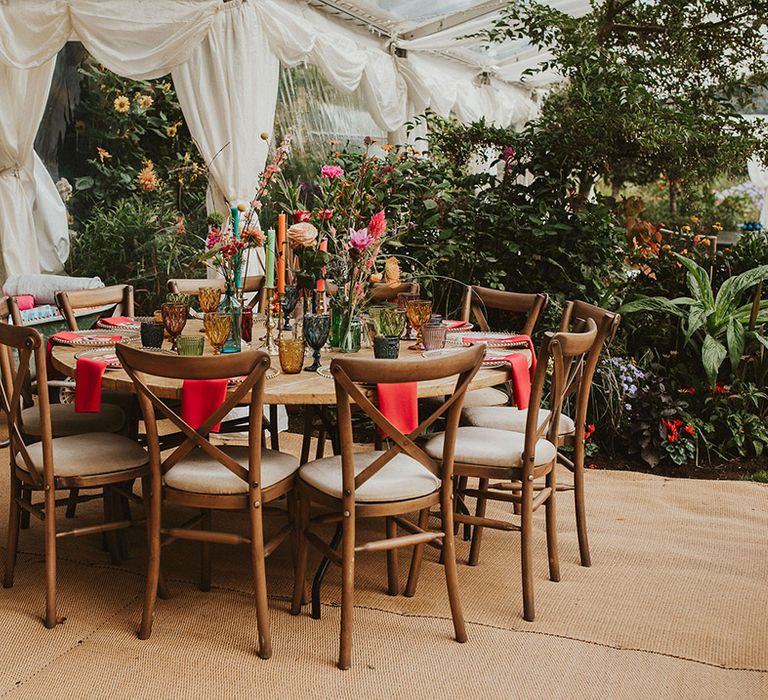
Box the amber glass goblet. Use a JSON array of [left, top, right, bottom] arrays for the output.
[[198, 286, 222, 313], [205, 312, 232, 355], [406, 299, 433, 350], [161, 302, 188, 352], [397, 292, 420, 339]]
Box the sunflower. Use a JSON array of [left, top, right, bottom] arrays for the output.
[[165, 124, 178, 138], [136, 94, 154, 110]]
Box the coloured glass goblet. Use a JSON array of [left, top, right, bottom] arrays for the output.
[[303, 313, 330, 372], [205, 312, 232, 355], [161, 302, 188, 352], [406, 300, 433, 350]]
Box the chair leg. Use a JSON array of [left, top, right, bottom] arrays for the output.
[[65, 488, 79, 519], [572, 445, 591, 567], [103, 488, 122, 565], [457, 476, 471, 541], [385, 517, 399, 596], [249, 497, 272, 660], [468, 478, 489, 566], [290, 494, 310, 615], [200, 509, 211, 592], [3, 474, 22, 589], [269, 405, 280, 451], [311, 524, 342, 620], [300, 407, 314, 466], [441, 486, 467, 644], [20, 487, 31, 529], [138, 475, 161, 640], [44, 484, 58, 629], [114, 486, 130, 561], [316, 429, 326, 459], [521, 478, 535, 622], [545, 469, 560, 583], [404, 508, 428, 598], [337, 511, 356, 670]]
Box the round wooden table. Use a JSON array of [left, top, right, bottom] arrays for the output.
[[50, 319, 524, 405]]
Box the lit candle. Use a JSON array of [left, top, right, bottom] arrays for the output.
[[316, 238, 328, 292], [266, 228, 276, 288], [277, 213, 286, 294]]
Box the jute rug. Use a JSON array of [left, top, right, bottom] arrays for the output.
[[0, 433, 765, 698]]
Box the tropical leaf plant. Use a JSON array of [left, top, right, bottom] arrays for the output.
[[620, 253, 768, 385]]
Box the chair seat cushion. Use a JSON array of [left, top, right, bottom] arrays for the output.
[[461, 387, 508, 408], [463, 406, 576, 436], [21, 402, 126, 437], [299, 451, 440, 503], [424, 426, 557, 468], [16, 433, 148, 478], [163, 447, 298, 495]]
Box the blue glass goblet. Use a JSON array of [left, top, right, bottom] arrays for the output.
[[303, 313, 330, 372]]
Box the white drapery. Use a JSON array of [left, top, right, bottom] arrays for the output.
[[747, 156, 768, 228]]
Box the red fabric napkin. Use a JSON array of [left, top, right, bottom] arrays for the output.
[[181, 379, 228, 433], [98, 316, 136, 328], [376, 382, 418, 438], [75, 356, 107, 413], [46, 332, 86, 378], [14, 295, 34, 311], [501, 353, 532, 410], [445, 320, 470, 329], [467, 334, 537, 379]]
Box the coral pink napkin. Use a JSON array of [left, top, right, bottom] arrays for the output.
[[14, 295, 34, 311], [501, 354, 532, 410], [46, 332, 86, 378], [98, 316, 136, 327], [75, 356, 107, 413], [445, 320, 470, 329], [181, 379, 228, 433], [376, 382, 418, 438]]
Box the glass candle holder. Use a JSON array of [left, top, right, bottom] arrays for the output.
[[176, 334, 204, 356], [373, 335, 400, 359], [278, 338, 306, 374], [140, 321, 164, 349], [422, 323, 448, 351]]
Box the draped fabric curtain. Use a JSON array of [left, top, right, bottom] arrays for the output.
[[747, 157, 768, 228]]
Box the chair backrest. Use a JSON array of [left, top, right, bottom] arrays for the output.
[[55, 284, 134, 330], [329, 345, 485, 505], [167, 276, 266, 311], [461, 285, 548, 335], [558, 300, 621, 438], [0, 323, 54, 487], [369, 282, 419, 303], [116, 344, 271, 493], [523, 319, 598, 477]]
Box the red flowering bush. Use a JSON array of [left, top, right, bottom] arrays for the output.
[[660, 418, 697, 465]]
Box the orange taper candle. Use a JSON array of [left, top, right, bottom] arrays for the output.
[[277, 213, 286, 294], [316, 238, 328, 292]]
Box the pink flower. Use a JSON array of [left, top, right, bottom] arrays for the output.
[[294, 210, 311, 223], [368, 209, 387, 239], [321, 165, 344, 179], [349, 227, 372, 251], [319, 208, 333, 220], [502, 146, 516, 161]]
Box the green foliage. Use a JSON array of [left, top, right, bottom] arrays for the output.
[[620, 253, 768, 384], [66, 197, 199, 313], [480, 1, 768, 206]]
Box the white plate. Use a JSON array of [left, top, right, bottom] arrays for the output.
[[52, 329, 140, 347], [445, 331, 530, 349], [422, 348, 513, 369]]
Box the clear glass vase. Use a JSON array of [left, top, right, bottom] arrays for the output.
[[220, 286, 242, 353], [338, 314, 362, 353]]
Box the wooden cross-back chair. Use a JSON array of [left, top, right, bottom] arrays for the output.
[[423, 319, 598, 622], [167, 275, 266, 312], [55, 284, 134, 331], [116, 344, 299, 659], [368, 281, 419, 303], [290, 345, 485, 670], [457, 286, 549, 409], [0, 323, 149, 629], [463, 301, 620, 567], [461, 285, 548, 336]]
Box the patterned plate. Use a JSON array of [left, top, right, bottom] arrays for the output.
[[74, 348, 122, 369], [421, 348, 511, 369], [316, 366, 334, 380], [442, 320, 474, 331], [228, 366, 279, 386], [445, 331, 530, 349], [52, 329, 140, 347], [96, 318, 141, 330]]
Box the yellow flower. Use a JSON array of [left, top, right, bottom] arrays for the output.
[[136, 94, 154, 110], [183, 151, 191, 162], [137, 161, 159, 192], [702, 238, 712, 247], [113, 95, 130, 113], [96, 147, 111, 162], [712, 222, 723, 232], [661, 244, 671, 250], [165, 124, 178, 138], [259, 131, 270, 141], [161, 82, 172, 91], [690, 215, 699, 223], [681, 225, 691, 233], [381, 144, 395, 152]]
